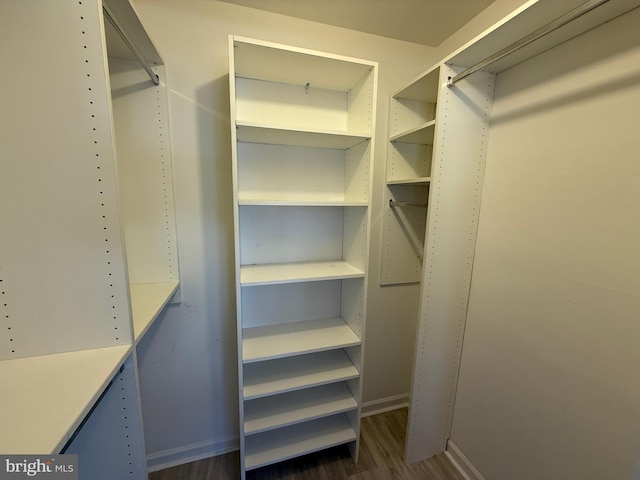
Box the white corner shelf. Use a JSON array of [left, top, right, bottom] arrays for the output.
[[387, 177, 431, 186], [244, 414, 357, 471], [243, 350, 360, 400], [244, 382, 358, 435], [130, 282, 179, 344], [390, 120, 436, 145], [0, 345, 131, 455], [243, 317, 361, 363], [236, 121, 370, 149], [393, 64, 441, 102], [240, 260, 365, 287], [381, 62, 439, 286]]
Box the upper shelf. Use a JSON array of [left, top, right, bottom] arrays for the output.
[[393, 65, 441, 102], [232, 36, 375, 92], [446, 0, 640, 73], [236, 121, 370, 149], [387, 177, 431, 186], [390, 121, 435, 145]]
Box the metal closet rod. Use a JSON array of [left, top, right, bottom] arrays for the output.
[[103, 4, 160, 85], [389, 199, 428, 208], [447, 0, 610, 87]]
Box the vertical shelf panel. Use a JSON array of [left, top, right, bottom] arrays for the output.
[[0, 0, 131, 359], [1, 0, 177, 475], [406, 65, 495, 463]]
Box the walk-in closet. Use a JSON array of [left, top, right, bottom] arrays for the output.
[[2, 0, 639, 479]]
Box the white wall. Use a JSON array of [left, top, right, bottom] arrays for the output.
[[450, 7, 640, 480], [130, 0, 436, 468]]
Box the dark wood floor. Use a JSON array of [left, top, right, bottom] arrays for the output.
[[149, 408, 464, 480]]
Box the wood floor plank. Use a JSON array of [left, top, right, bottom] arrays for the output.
[[149, 408, 464, 480]]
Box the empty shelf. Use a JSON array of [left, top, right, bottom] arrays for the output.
[[390, 120, 435, 145], [387, 177, 431, 186], [233, 37, 374, 92], [243, 317, 361, 363], [130, 281, 179, 343], [236, 121, 369, 149], [244, 383, 358, 435], [245, 414, 357, 470], [393, 66, 440, 103], [243, 350, 360, 400], [0, 345, 131, 454], [238, 198, 368, 207], [240, 260, 365, 286]]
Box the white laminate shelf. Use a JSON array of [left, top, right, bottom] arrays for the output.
[[243, 317, 361, 363], [130, 281, 179, 343], [236, 121, 369, 149], [240, 260, 364, 287], [0, 345, 131, 455], [232, 36, 374, 92], [394, 66, 440, 103], [244, 383, 358, 435], [238, 198, 367, 207], [245, 414, 357, 471], [387, 177, 431, 186], [390, 120, 435, 145], [243, 350, 360, 400]]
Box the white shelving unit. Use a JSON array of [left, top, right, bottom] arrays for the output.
[[0, 1, 179, 477], [403, 0, 640, 466], [229, 35, 377, 477], [381, 66, 440, 285]]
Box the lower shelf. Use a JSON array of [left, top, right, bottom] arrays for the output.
[[244, 382, 358, 435], [0, 345, 131, 454], [243, 349, 360, 400], [244, 414, 357, 471]]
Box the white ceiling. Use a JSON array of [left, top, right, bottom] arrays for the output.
[[218, 0, 497, 47]]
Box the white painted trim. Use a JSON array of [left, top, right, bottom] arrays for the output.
[[146, 435, 239, 473], [445, 439, 486, 480], [361, 394, 409, 417]]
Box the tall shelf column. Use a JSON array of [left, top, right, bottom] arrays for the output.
[[228, 36, 377, 477]]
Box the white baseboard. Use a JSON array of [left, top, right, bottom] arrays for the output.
[[361, 393, 409, 417], [146, 435, 239, 473], [445, 439, 486, 480]]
